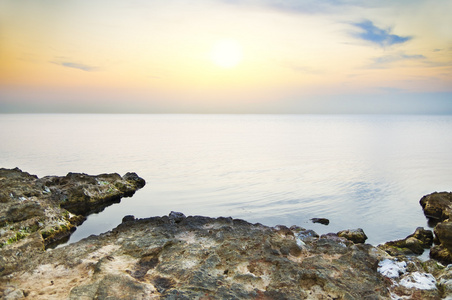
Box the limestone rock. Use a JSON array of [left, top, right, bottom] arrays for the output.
[[5, 201, 45, 223], [430, 245, 452, 266], [434, 221, 452, 252], [430, 221, 452, 264], [1, 214, 394, 299], [420, 191, 452, 222], [337, 228, 368, 244], [0, 168, 145, 274], [379, 227, 433, 256]]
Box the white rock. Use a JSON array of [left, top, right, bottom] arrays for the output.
[[399, 272, 437, 290], [378, 259, 407, 278]]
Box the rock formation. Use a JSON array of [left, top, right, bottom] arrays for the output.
[[3, 213, 451, 299], [0, 168, 145, 274], [379, 227, 434, 256], [419, 192, 452, 265], [1, 169, 452, 299]]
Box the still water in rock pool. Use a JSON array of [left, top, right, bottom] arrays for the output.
[[1, 114, 452, 245]]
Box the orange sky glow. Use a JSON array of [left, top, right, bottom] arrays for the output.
[[1, 0, 451, 113]]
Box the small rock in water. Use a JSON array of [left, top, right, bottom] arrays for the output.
[[311, 218, 330, 225]]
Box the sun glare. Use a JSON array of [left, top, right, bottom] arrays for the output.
[[210, 39, 243, 69]]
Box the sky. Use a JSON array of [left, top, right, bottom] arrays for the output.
[[0, 0, 451, 114]]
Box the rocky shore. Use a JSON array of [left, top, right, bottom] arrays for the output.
[[1, 168, 452, 299]]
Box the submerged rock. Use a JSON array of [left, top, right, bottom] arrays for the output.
[[310, 217, 330, 225]]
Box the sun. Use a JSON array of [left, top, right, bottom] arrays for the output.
[[210, 39, 243, 69]]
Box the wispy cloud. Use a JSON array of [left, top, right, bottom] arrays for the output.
[[51, 61, 98, 72], [368, 53, 425, 69], [351, 20, 412, 47], [221, 0, 360, 14]]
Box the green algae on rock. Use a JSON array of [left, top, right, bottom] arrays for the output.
[[0, 167, 145, 274]]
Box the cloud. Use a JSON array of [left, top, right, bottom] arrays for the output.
[[368, 53, 425, 69], [51, 61, 98, 72], [221, 0, 360, 14], [351, 20, 412, 47]]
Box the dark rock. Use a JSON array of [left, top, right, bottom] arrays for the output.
[[337, 228, 368, 244], [168, 211, 186, 224], [419, 192, 452, 265], [430, 221, 452, 264], [311, 217, 330, 225], [434, 221, 452, 252], [420, 191, 452, 222], [54, 172, 145, 215], [430, 244, 452, 265], [123, 172, 146, 189], [122, 215, 135, 223], [379, 227, 434, 256], [411, 227, 434, 248]]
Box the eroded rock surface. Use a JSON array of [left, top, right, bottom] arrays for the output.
[[379, 227, 434, 256], [0, 168, 145, 276], [420, 192, 452, 265], [2, 213, 450, 299], [420, 192, 452, 222], [1, 170, 451, 299]]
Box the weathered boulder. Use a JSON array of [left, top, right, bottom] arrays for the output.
[[420, 191, 452, 222], [419, 192, 452, 265], [379, 227, 433, 256], [430, 245, 452, 266], [337, 228, 368, 244], [430, 221, 452, 264], [434, 221, 452, 252]]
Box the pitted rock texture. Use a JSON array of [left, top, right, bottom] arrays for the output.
[[2, 214, 450, 300], [0, 168, 145, 275], [379, 227, 433, 257], [420, 192, 452, 222], [420, 191, 452, 265], [1, 215, 388, 299]]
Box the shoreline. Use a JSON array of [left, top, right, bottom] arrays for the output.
[[1, 168, 451, 299]]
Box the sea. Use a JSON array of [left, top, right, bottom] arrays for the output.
[[1, 114, 451, 246]]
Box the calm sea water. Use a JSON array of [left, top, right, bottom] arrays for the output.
[[1, 114, 451, 246]]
